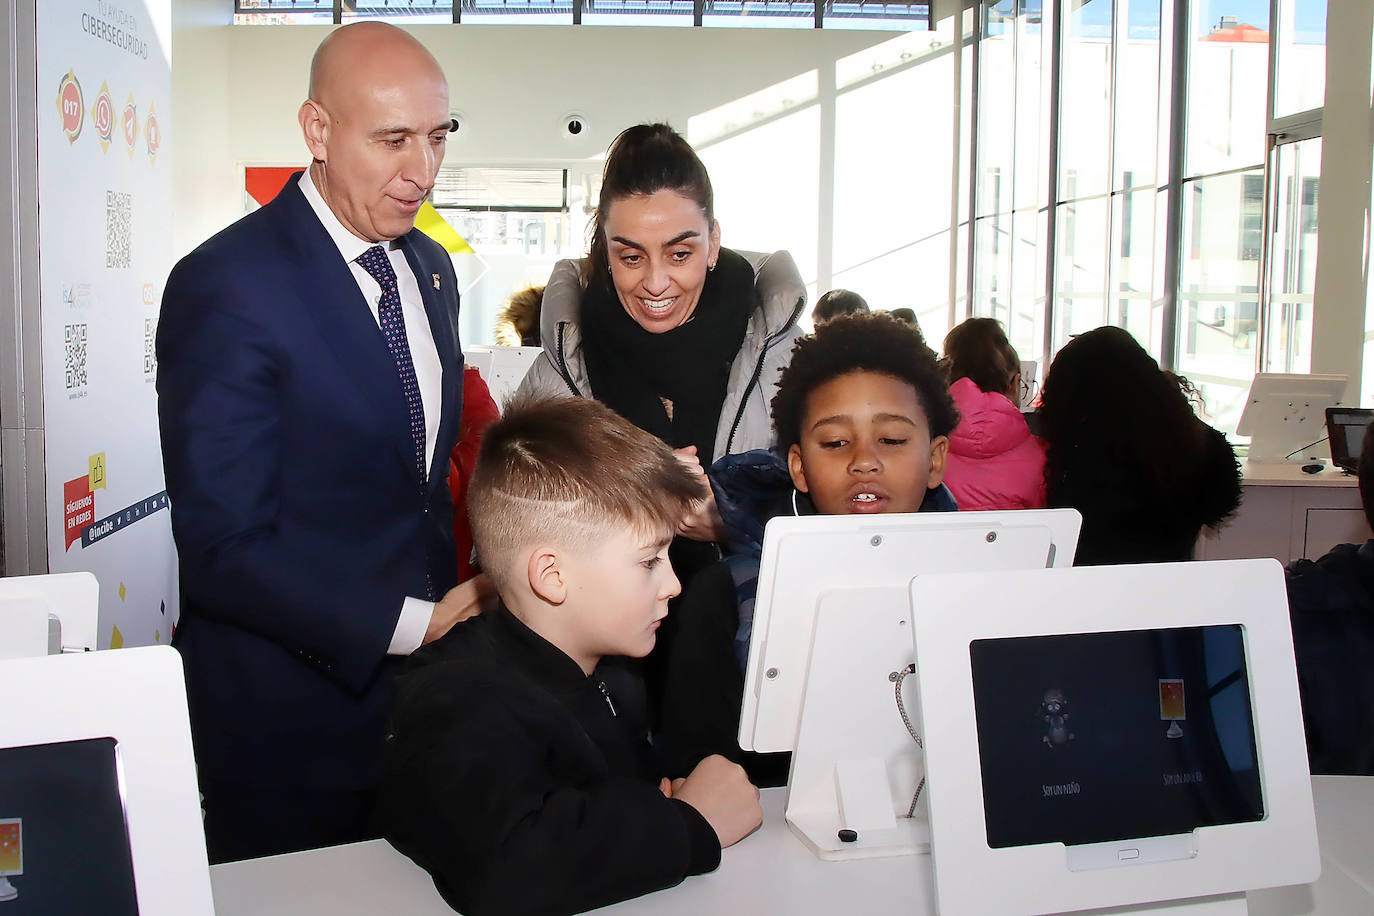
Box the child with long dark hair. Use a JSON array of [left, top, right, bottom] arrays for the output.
[[1036, 326, 1241, 565]]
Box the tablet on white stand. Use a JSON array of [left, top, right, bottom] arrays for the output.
[[0, 646, 215, 915], [739, 510, 1081, 861], [0, 571, 99, 657], [1235, 373, 1346, 463], [912, 559, 1319, 916]]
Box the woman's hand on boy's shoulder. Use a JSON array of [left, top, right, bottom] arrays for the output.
[[672, 447, 725, 542]]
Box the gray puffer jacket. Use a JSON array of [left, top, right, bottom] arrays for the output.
[[516, 249, 807, 463]]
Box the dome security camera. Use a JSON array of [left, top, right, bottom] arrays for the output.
[[449, 111, 466, 133], [562, 114, 588, 138]]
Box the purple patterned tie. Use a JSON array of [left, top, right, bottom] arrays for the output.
[[356, 245, 427, 486], [357, 245, 434, 600]]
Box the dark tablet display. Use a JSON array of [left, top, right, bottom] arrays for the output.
[[1326, 407, 1373, 471], [970, 625, 1263, 849], [0, 737, 139, 915]]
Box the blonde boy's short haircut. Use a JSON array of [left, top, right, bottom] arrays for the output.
[[468, 395, 707, 593]]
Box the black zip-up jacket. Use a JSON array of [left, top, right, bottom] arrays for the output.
[[377, 604, 721, 916], [1285, 540, 1374, 775]]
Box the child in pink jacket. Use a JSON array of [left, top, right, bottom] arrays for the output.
[[940, 318, 1046, 510]]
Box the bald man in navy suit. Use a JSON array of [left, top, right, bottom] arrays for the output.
[[157, 22, 494, 862]]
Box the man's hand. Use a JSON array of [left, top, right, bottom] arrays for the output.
[[670, 754, 763, 848], [424, 574, 498, 645], [672, 446, 724, 542]]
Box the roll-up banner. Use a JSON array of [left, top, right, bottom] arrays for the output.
[[37, 0, 175, 650]]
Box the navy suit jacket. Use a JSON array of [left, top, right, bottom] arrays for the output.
[[157, 176, 463, 792]]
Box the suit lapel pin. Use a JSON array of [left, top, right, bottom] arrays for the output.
[[432, 274, 441, 291]]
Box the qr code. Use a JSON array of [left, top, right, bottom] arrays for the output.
[[144, 318, 157, 375], [106, 190, 132, 269], [65, 323, 88, 389]]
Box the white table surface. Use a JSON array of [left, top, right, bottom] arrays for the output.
[[210, 776, 1374, 915], [1241, 461, 1359, 488]]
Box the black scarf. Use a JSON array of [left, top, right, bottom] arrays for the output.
[[580, 248, 757, 460]]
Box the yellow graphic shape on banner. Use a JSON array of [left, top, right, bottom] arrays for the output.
[[89, 452, 107, 490], [414, 202, 473, 254], [110, 625, 124, 649], [155, 629, 160, 643], [118, 582, 126, 601]]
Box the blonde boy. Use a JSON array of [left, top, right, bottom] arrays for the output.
[[378, 395, 762, 916]]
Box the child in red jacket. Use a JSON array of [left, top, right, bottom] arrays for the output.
[[449, 366, 501, 581], [940, 317, 1047, 510]]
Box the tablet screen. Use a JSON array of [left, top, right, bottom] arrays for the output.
[[970, 625, 1263, 849], [0, 737, 139, 914], [1328, 409, 1372, 467]]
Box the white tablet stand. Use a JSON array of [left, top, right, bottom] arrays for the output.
[[785, 586, 930, 860], [912, 560, 1319, 916], [742, 510, 1081, 757], [0, 571, 99, 657], [780, 524, 1058, 861], [0, 647, 215, 916], [1235, 372, 1347, 462]]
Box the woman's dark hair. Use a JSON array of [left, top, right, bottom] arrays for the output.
[[1037, 326, 1207, 493], [771, 312, 959, 455], [585, 123, 714, 289], [942, 317, 1020, 398], [812, 289, 869, 324]]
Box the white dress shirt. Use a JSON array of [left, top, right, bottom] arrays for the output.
[[298, 170, 439, 655]]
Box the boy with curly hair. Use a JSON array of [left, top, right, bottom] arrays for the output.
[[660, 312, 960, 783]]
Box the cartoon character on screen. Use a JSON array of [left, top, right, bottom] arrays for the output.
[[1040, 688, 1075, 748]]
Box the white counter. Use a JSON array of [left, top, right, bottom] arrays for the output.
[[210, 776, 1374, 916], [1198, 462, 1371, 563]]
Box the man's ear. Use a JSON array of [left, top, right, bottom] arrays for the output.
[[787, 443, 810, 494], [527, 546, 567, 606], [927, 435, 950, 489], [299, 99, 330, 162]]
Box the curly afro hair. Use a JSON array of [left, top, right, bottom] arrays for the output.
[[771, 312, 959, 455]]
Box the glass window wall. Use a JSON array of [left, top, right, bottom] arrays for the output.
[[227, 0, 1327, 430], [1272, 0, 1326, 119], [1175, 169, 1263, 431], [833, 27, 959, 340], [972, 0, 1051, 360], [1262, 136, 1320, 376]]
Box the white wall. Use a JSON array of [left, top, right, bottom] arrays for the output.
[[171, 0, 233, 257], [170, 19, 894, 259]]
